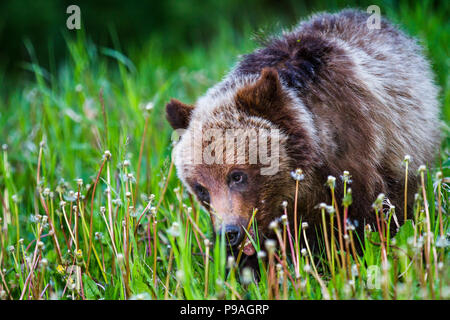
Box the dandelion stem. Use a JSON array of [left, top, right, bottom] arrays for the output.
[[134, 114, 150, 207], [87, 157, 106, 269], [293, 179, 300, 276]]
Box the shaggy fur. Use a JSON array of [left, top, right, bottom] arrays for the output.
[[166, 9, 440, 253]]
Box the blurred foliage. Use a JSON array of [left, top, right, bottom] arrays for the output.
[[0, 0, 295, 77], [0, 0, 448, 121], [0, 2, 446, 72]]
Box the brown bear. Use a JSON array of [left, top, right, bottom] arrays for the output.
[[165, 9, 440, 258]]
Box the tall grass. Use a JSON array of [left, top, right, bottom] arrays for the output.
[[0, 1, 448, 300]]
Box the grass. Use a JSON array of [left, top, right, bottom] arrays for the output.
[[0, 1, 449, 300]]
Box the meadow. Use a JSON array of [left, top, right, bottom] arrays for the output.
[[0, 0, 448, 300]]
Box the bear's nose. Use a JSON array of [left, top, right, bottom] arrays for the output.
[[225, 225, 243, 247]]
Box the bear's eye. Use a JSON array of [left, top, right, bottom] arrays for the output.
[[228, 171, 247, 187], [194, 184, 210, 203]]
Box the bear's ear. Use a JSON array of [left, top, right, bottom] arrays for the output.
[[235, 67, 285, 116], [165, 98, 195, 130]]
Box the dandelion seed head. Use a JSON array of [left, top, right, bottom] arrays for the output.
[[276, 263, 282, 271], [346, 221, 356, 231], [95, 232, 103, 240], [40, 258, 48, 267], [257, 250, 267, 259], [264, 239, 276, 253], [372, 193, 385, 210], [131, 293, 150, 300], [43, 188, 50, 197], [291, 168, 304, 181], [269, 220, 278, 230], [303, 264, 311, 273], [436, 236, 449, 248], [327, 175, 336, 188], [377, 193, 385, 202], [326, 205, 335, 214], [103, 150, 112, 160], [415, 236, 424, 249], [145, 102, 154, 111], [227, 256, 235, 269], [167, 222, 180, 237], [75, 84, 83, 92], [129, 206, 138, 218], [351, 264, 358, 276], [340, 171, 352, 184], [112, 198, 122, 207]]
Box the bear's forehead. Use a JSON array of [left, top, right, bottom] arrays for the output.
[[191, 106, 275, 130]]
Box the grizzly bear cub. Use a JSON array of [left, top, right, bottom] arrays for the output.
[[165, 9, 440, 259]]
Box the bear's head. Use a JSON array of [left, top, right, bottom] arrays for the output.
[[165, 68, 319, 256]]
